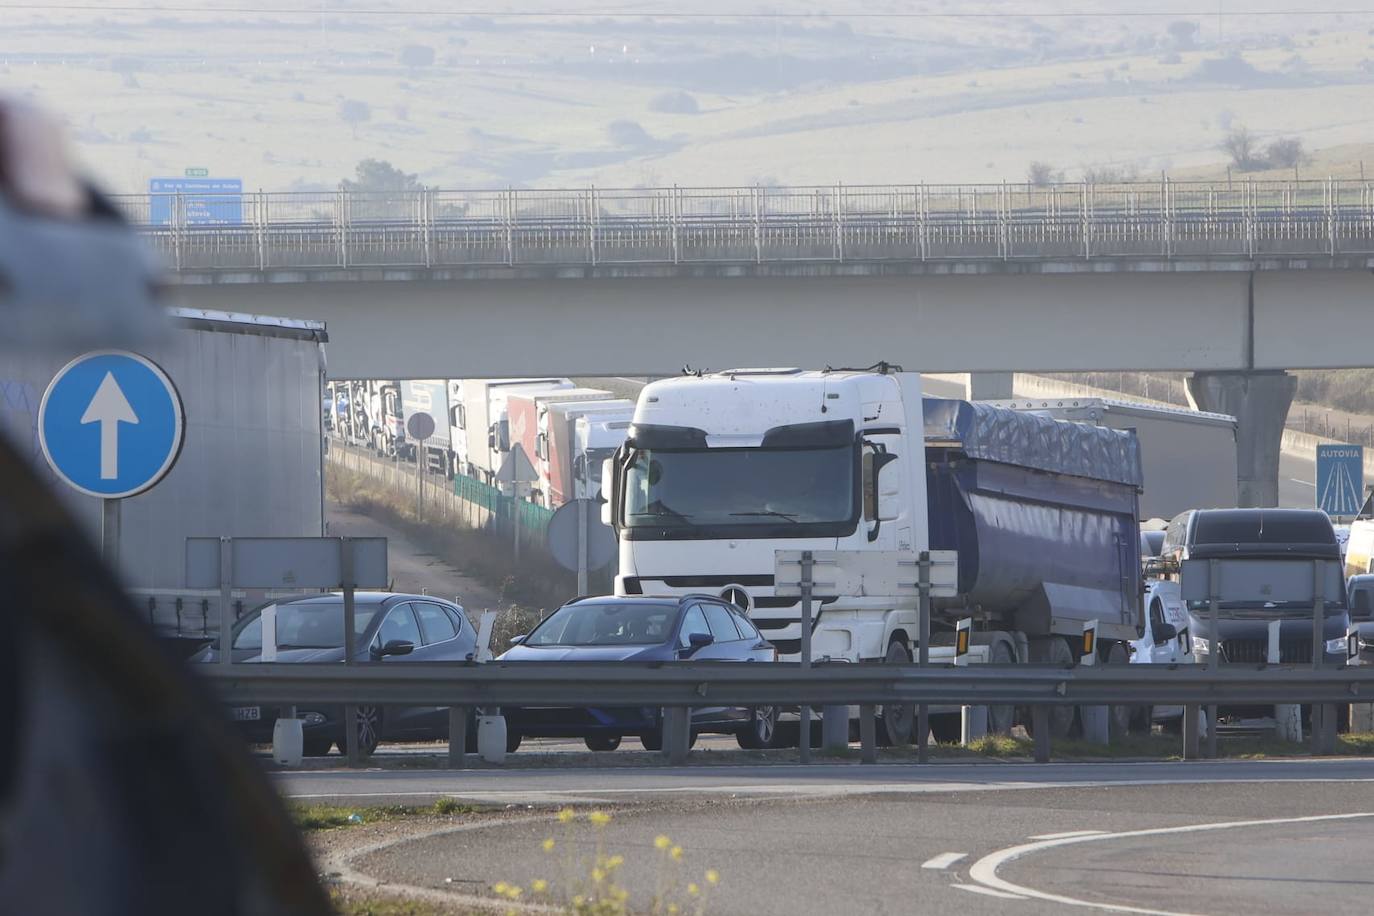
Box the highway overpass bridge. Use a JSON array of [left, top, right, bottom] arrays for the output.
[[119, 180, 1374, 505]]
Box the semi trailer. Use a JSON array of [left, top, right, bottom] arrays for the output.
[[603, 367, 1144, 743]]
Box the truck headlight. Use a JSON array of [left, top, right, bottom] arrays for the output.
[[1192, 637, 1210, 655], [1325, 637, 1350, 655]]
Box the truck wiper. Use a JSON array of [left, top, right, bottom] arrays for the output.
[[730, 510, 799, 523]]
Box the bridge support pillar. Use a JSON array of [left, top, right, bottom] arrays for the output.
[[967, 372, 1014, 401], [1187, 371, 1296, 508]]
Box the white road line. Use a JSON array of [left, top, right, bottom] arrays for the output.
[[967, 811, 1374, 915], [952, 885, 1026, 900], [1027, 829, 1106, 840], [921, 852, 967, 870], [1290, 478, 1316, 487]]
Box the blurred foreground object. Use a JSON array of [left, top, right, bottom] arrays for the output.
[[0, 96, 167, 351], [0, 99, 330, 915]]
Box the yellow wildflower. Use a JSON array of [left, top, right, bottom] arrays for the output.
[[588, 810, 612, 826], [670, 845, 684, 861], [606, 854, 625, 869], [688, 883, 700, 897], [531, 879, 548, 894], [541, 838, 555, 852], [668, 905, 680, 915], [592, 868, 606, 883], [654, 835, 672, 850], [505, 886, 523, 900], [573, 896, 585, 907], [705, 869, 720, 885], [556, 808, 576, 823], [492, 881, 509, 895]]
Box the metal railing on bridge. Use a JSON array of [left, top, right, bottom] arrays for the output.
[[112, 180, 1374, 273]]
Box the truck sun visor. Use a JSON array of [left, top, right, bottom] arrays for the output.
[[626, 424, 709, 449], [760, 419, 855, 448]]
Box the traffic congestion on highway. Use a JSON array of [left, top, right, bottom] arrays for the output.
[[12, 5, 1374, 913]]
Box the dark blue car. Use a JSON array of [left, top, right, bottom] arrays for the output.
[[499, 594, 779, 752], [192, 592, 477, 756]]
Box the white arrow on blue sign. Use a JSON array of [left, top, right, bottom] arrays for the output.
[[38, 350, 185, 499]]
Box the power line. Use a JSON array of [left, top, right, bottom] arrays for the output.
[[6, 3, 1374, 18]]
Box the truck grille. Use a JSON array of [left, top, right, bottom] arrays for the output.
[[1220, 638, 1313, 664]]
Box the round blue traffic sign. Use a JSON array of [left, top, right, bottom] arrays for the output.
[[38, 350, 184, 499]]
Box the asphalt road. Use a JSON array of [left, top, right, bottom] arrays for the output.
[[291, 759, 1374, 915]]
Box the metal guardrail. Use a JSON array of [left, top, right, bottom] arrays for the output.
[[199, 659, 1374, 708], [114, 180, 1374, 272]]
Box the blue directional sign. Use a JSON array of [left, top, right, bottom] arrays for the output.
[[148, 177, 243, 225], [1316, 444, 1364, 517], [38, 351, 184, 499]]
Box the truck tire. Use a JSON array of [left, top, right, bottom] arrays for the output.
[[1025, 637, 1078, 740], [1101, 641, 1132, 739], [986, 639, 1017, 735], [878, 640, 915, 746]]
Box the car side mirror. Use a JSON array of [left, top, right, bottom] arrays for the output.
[[1153, 622, 1177, 645], [375, 639, 415, 657], [684, 632, 714, 654], [509, 634, 527, 645]]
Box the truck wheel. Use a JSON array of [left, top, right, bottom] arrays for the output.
[[1025, 638, 1078, 740], [986, 640, 1016, 735], [878, 640, 915, 746], [1101, 641, 1132, 738]]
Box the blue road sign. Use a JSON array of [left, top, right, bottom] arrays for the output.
[[148, 177, 243, 225], [1316, 443, 1364, 517], [38, 351, 184, 499]]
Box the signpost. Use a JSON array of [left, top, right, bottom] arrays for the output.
[[495, 444, 538, 563], [148, 177, 244, 225], [547, 498, 617, 594], [39, 350, 185, 566], [406, 412, 436, 520], [1316, 444, 1364, 517]]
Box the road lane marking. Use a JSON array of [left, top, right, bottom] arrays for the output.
[[967, 811, 1374, 915], [952, 885, 1026, 900], [921, 852, 967, 870], [1027, 829, 1105, 840]]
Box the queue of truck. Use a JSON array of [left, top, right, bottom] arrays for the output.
[[326, 377, 637, 510], [322, 365, 1360, 752]]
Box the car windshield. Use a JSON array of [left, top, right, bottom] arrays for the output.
[[233, 601, 381, 650], [525, 602, 677, 647], [622, 446, 854, 529]]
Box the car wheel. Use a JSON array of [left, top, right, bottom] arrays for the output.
[[354, 705, 381, 756], [506, 731, 522, 754], [302, 737, 333, 757], [585, 736, 621, 752], [737, 706, 779, 750], [639, 732, 663, 752], [878, 640, 915, 746]]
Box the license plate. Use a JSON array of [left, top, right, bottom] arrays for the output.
[[232, 706, 261, 721]]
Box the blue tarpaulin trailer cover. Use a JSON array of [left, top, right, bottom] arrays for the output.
[[923, 397, 1143, 488]]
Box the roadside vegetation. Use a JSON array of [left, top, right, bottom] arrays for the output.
[[292, 799, 479, 831], [326, 463, 572, 644]]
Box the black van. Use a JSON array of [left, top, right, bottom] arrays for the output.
[[1161, 508, 1350, 666]]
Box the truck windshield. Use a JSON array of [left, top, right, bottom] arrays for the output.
[[622, 445, 856, 533]]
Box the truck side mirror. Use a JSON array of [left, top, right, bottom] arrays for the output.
[[1153, 622, 1177, 644], [601, 454, 620, 526]]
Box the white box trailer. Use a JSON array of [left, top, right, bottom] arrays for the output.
[[993, 397, 1238, 521], [458, 378, 572, 484], [0, 308, 328, 649]]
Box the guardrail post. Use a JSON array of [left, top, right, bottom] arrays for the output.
[[1032, 707, 1050, 763], [917, 184, 928, 261], [1206, 558, 1219, 759], [588, 186, 597, 266], [662, 707, 691, 765], [1310, 558, 1338, 754], [753, 185, 763, 264], [422, 189, 434, 268], [822, 705, 848, 751], [859, 704, 878, 764], [1078, 620, 1109, 746], [1082, 182, 1092, 259], [671, 185, 681, 264], [798, 549, 814, 764], [505, 187, 515, 266], [172, 192, 184, 271], [917, 551, 930, 764], [834, 183, 844, 263], [1271, 619, 1302, 742], [448, 706, 468, 768], [1327, 176, 1337, 257], [337, 189, 349, 268]]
